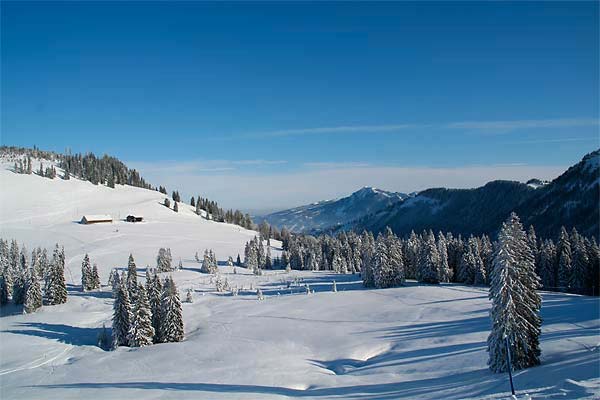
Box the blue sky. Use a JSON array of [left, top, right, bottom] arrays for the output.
[[1, 2, 598, 212]]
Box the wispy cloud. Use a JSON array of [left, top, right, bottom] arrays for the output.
[[243, 124, 424, 138], [127, 159, 286, 174], [236, 117, 598, 138], [503, 137, 599, 145], [447, 118, 600, 134], [303, 161, 371, 169], [231, 159, 288, 166]]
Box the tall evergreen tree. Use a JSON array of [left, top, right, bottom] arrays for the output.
[[570, 229, 589, 293], [81, 254, 92, 291], [160, 276, 184, 343], [127, 254, 138, 291], [47, 245, 67, 305], [557, 227, 572, 291], [487, 213, 541, 373], [24, 270, 42, 313], [91, 264, 101, 289], [418, 231, 440, 284], [129, 284, 155, 347], [112, 280, 133, 347]]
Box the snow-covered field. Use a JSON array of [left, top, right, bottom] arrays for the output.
[[1, 165, 599, 399]]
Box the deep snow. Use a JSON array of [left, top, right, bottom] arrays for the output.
[[0, 164, 598, 399]]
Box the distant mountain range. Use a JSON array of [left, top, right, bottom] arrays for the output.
[[257, 187, 409, 234], [262, 150, 600, 239]]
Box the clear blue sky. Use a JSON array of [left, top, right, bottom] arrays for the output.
[[1, 1, 598, 211]]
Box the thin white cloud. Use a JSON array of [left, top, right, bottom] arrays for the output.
[[231, 159, 288, 166], [244, 124, 424, 138], [503, 137, 599, 145], [447, 118, 600, 134], [303, 161, 371, 169], [237, 117, 598, 138], [128, 159, 287, 174]]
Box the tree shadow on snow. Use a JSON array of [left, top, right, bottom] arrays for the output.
[[0, 303, 24, 317], [2, 322, 102, 347], [30, 368, 502, 399]]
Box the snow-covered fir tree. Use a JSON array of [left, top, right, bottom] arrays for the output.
[[418, 231, 440, 284], [112, 280, 133, 347], [570, 229, 589, 294], [146, 272, 163, 343], [24, 269, 42, 313], [538, 240, 556, 289], [47, 245, 67, 305], [557, 227, 572, 291], [156, 247, 173, 272], [110, 269, 121, 298], [487, 213, 541, 373], [128, 283, 155, 347], [91, 263, 101, 289], [201, 249, 218, 274], [81, 253, 92, 291], [159, 276, 184, 343], [127, 253, 138, 293], [437, 232, 452, 283]]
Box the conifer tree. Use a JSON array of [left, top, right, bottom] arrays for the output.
[[160, 277, 184, 343], [91, 264, 101, 289], [47, 245, 67, 305], [24, 270, 42, 313], [127, 254, 138, 292], [156, 248, 173, 272], [437, 233, 452, 283], [129, 284, 155, 347], [557, 227, 572, 291], [570, 233, 589, 294], [488, 213, 541, 373], [111, 269, 121, 298], [81, 254, 92, 291], [418, 232, 440, 284], [112, 280, 133, 347], [147, 273, 163, 343], [538, 240, 556, 289]]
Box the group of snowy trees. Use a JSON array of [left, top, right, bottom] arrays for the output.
[[279, 223, 599, 295], [81, 254, 101, 291], [201, 249, 218, 274], [156, 247, 175, 272], [192, 194, 253, 229], [111, 254, 184, 348], [0, 239, 67, 313], [59, 152, 152, 189], [243, 236, 272, 275]]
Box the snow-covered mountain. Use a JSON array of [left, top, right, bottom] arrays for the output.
[[258, 187, 409, 233], [349, 149, 600, 239]]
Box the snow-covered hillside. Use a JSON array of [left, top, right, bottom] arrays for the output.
[[0, 163, 258, 285], [1, 164, 599, 400]]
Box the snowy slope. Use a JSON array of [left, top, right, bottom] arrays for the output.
[[1, 163, 599, 400], [0, 164, 258, 285], [258, 187, 408, 233]]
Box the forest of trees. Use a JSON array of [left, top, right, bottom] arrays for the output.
[[0, 238, 68, 312], [265, 221, 599, 296]]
